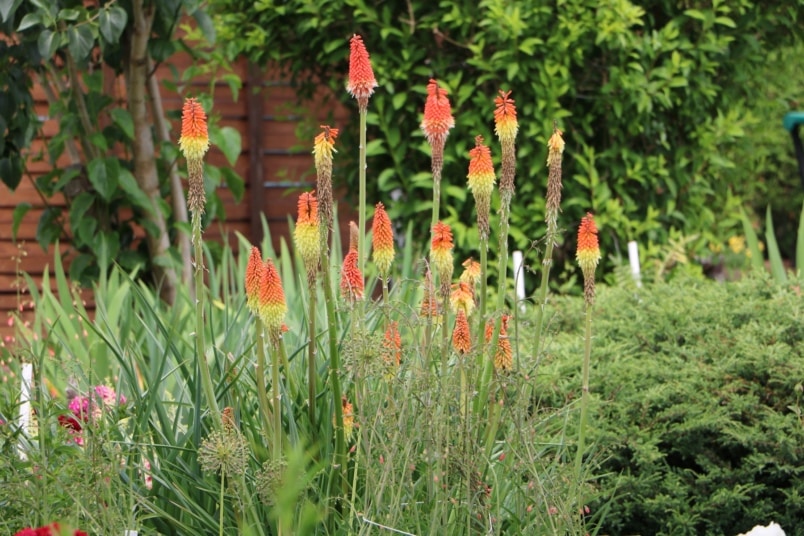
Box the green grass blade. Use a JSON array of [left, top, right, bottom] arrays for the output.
[[740, 207, 765, 273], [765, 205, 787, 283], [796, 200, 804, 276]]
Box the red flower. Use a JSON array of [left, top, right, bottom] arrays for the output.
[[347, 35, 377, 110]]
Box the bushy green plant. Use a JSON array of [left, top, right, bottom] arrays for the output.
[[212, 0, 803, 287], [543, 274, 804, 535]]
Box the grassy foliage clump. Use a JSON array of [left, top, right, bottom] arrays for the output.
[[545, 275, 804, 535]]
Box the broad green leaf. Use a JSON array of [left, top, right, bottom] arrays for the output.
[[118, 167, 154, 213], [67, 24, 94, 61], [0, 0, 23, 23], [192, 8, 216, 43], [210, 125, 241, 166], [220, 167, 244, 203], [0, 156, 23, 189], [57, 7, 81, 21], [36, 206, 62, 250], [87, 157, 119, 201], [16, 12, 41, 31], [99, 6, 127, 44], [765, 206, 787, 283], [37, 29, 59, 59], [11, 202, 31, 241], [110, 108, 134, 139]]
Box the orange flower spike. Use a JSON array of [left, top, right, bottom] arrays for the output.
[[313, 125, 339, 232], [493, 90, 518, 146], [347, 34, 377, 112], [382, 321, 403, 366], [341, 396, 356, 440], [372, 202, 395, 280], [576, 213, 601, 305], [258, 258, 288, 339], [459, 258, 482, 289], [467, 135, 496, 239], [452, 310, 472, 355], [450, 281, 475, 318], [179, 98, 210, 213], [431, 221, 454, 291], [294, 192, 320, 280], [245, 246, 263, 314], [340, 222, 364, 303], [421, 79, 455, 147], [179, 98, 210, 162]]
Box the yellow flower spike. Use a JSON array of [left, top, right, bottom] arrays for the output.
[[459, 258, 481, 289], [372, 202, 394, 280], [294, 191, 321, 282], [431, 221, 454, 294], [467, 135, 496, 240], [546, 125, 565, 231], [313, 125, 339, 235], [450, 281, 475, 318]]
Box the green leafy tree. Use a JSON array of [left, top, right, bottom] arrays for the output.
[[211, 0, 803, 286], [0, 0, 242, 300]]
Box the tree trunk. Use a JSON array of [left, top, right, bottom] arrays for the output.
[[128, 0, 178, 304]]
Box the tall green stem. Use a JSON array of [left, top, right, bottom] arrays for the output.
[[321, 251, 346, 500], [358, 108, 367, 283], [192, 210, 221, 429], [477, 238, 489, 351], [270, 337, 283, 461], [219, 472, 225, 536], [574, 304, 593, 502], [307, 283, 317, 429], [531, 227, 557, 366], [254, 320, 274, 442]]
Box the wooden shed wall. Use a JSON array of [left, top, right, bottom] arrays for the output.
[[0, 53, 352, 342]]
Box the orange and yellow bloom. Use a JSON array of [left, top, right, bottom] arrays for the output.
[[467, 136, 496, 239], [313, 125, 339, 233], [494, 90, 518, 201], [179, 98, 210, 213], [452, 310, 471, 355], [450, 281, 475, 318], [294, 192, 320, 280], [576, 213, 601, 305], [546, 125, 565, 230], [245, 246, 263, 313], [347, 35, 377, 111], [431, 221, 454, 293], [382, 321, 402, 366], [372, 202, 394, 280], [258, 258, 288, 340]]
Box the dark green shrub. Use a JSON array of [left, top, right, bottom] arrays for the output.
[[543, 275, 804, 535], [212, 0, 803, 286]]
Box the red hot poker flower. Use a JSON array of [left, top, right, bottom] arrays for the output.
[[420, 79, 455, 146], [576, 213, 601, 305], [372, 202, 394, 279], [179, 98, 210, 162], [493, 90, 518, 144], [258, 258, 288, 339], [347, 35, 377, 111], [452, 310, 471, 355], [245, 246, 263, 314]]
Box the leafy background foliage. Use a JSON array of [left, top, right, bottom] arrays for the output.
[[545, 275, 804, 535], [213, 0, 804, 289]]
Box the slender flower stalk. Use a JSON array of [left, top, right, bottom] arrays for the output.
[[476, 91, 518, 419], [467, 135, 496, 339], [246, 247, 274, 439], [313, 125, 346, 500], [294, 192, 321, 427], [532, 125, 566, 360], [421, 79, 455, 231], [179, 97, 220, 429], [431, 221, 454, 365], [347, 34, 376, 284], [574, 213, 601, 511]]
